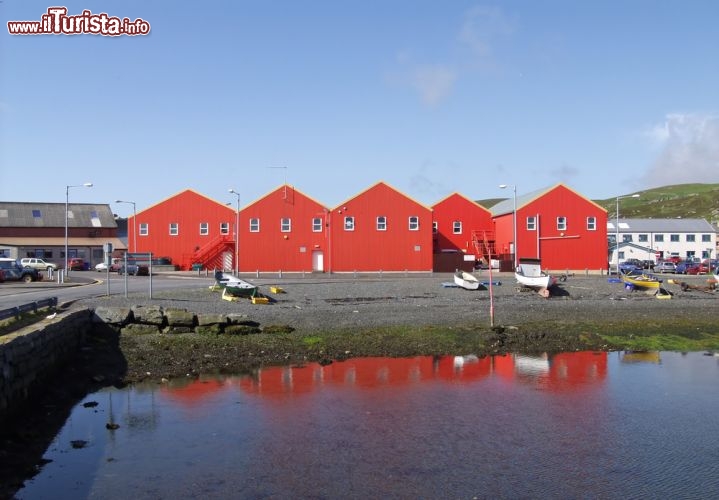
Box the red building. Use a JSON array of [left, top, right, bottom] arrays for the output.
[[432, 192, 494, 271], [491, 184, 608, 271], [240, 185, 329, 273], [130, 189, 235, 270], [330, 182, 433, 272]]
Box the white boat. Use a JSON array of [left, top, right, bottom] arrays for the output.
[[515, 258, 557, 290], [454, 271, 481, 290]]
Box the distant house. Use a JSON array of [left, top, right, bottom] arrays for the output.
[[609, 242, 658, 269], [330, 182, 433, 272], [130, 190, 235, 270], [0, 201, 124, 269], [240, 185, 329, 273], [608, 218, 717, 262], [432, 193, 494, 271], [490, 184, 608, 271]]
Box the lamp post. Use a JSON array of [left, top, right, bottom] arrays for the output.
[[65, 182, 93, 274], [615, 193, 640, 272], [499, 184, 517, 269], [229, 189, 240, 276], [115, 200, 137, 253]]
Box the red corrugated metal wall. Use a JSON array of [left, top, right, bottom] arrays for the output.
[[432, 193, 493, 253], [496, 185, 608, 271], [330, 182, 433, 272], [240, 185, 328, 272], [131, 190, 235, 269]]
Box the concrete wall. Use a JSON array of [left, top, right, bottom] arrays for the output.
[[0, 308, 91, 421]]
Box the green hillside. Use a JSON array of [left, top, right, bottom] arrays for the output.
[[595, 183, 719, 222], [478, 184, 719, 224]]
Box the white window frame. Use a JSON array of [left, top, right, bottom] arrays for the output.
[[408, 216, 419, 231], [344, 216, 355, 231], [452, 221, 462, 234], [220, 222, 230, 235], [312, 217, 322, 232], [556, 216, 567, 231], [249, 218, 260, 232], [527, 217, 536, 231], [139, 223, 149, 236], [377, 216, 387, 231], [169, 222, 179, 236], [586, 217, 596, 231], [281, 218, 291, 233], [200, 222, 209, 235], [432, 221, 438, 234]]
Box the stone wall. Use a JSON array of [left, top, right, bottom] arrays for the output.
[[0, 305, 289, 423], [0, 308, 92, 421]]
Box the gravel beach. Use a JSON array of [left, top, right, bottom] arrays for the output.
[[79, 270, 719, 333]]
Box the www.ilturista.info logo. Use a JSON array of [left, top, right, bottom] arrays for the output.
[[7, 7, 151, 36]]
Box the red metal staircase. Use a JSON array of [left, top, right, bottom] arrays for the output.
[[471, 230, 496, 265], [184, 235, 234, 270]]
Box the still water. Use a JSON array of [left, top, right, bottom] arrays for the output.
[[18, 352, 719, 499]]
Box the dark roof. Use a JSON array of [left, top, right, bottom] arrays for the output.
[[0, 202, 117, 228]]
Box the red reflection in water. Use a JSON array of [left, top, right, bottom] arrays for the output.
[[158, 352, 608, 409]]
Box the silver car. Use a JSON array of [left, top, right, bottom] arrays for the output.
[[654, 261, 677, 273]]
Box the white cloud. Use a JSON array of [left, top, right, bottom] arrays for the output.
[[642, 113, 719, 187], [393, 5, 514, 106], [458, 5, 515, 59], [410, 65, 458, 107]]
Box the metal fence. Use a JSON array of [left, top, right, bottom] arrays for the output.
[[0, 297, 58, 322]]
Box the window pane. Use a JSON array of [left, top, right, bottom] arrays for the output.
[[344, 217, 354, 231], [312, 218, 322, 232], [409, 216, 419, 231], [377, 216, 387, 231]]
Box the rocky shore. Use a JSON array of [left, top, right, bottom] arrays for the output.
[[72, 271, 719, 383]]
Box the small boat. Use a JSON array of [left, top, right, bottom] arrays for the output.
[[515, 258, 557, 290], [223, 279, 258, 298], [454, 271, 481, 290], [621, 270, 661, 290]]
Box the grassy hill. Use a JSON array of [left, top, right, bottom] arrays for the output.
[[478, 184, 719, 224], [595, 184, 719, 222]]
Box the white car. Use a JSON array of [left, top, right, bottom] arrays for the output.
[[95, 261, 119, 272], [20, 257, 58, 271]]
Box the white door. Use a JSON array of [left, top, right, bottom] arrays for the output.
[[222, 251, 233, 271], [312, 250, 324, 272]]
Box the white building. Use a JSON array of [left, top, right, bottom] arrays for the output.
[[607, 218, 717, 265]]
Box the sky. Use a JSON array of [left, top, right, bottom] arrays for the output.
[[2, 0, 718, 217]]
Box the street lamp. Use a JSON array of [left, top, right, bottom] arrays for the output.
[[615, 193, 640, 273], [65, 182, 93, 274], [229, 189, 240, 276], [499, 184, 517, 269], [115, 200, 137, 253]]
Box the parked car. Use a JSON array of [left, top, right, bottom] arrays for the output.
[[702, 259, 718, 271], [117, 264, 149, 276], [686, 263, 710, 275], [68, 258, 86, 271], [0, 258, 40, 282], [20, 257, 58, 271], [654, 261, 677, 273], [640, 260, 655, 270], [667, 255, 683, 264], [95, 260, 120, 272], [618, 261, 641, 274], [675, 260, 697, 274]]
